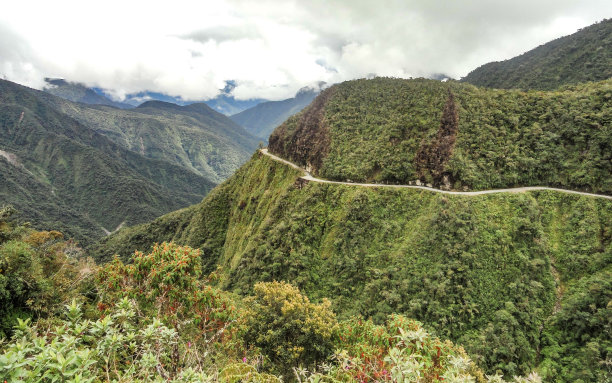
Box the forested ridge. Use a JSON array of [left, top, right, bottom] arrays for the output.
[[461, 19, 611, 90], [43, 92, 259, 183], [270, 78, 611, 194]]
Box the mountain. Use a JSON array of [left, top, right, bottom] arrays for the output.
[[230, 87, 319, 140], [270, 78, 611, 194], [461, 18, 612, 90], [43, 96, 260, 183], [0, 79, 216, 244], [43, 78, 133, 109], [93, 77, 611, 381], [205, 94, 266, 115]]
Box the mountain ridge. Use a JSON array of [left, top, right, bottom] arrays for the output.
[[42, 91, 260, 183], [461, 18, 612, 90], [230, 87, 320, 140], [0, 78, 216, 243], [269, 78, 611, 194]]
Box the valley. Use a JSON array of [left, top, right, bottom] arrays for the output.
[[0, 10, 610, 383]]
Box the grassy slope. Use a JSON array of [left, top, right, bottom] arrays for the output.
[[461, 19, 612, 90], [46, 97, 260, 183], [93, 153, 611, 380], [0, 79, 215, 244], [269, 78, 611, 194]]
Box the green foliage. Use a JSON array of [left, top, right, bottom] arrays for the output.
[[96, 242, 235, 337], [0, 208, 94, 338], [462, 19, 612, 90], [269, 77, 612, 194], [539, 267, 612, 382], [94, 154, 612, 380], [328, 315, 486, 382], [242, 281, 338, 376], [0, 298, 216, 382]]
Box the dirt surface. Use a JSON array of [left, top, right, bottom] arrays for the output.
[[261, 149, 612, 200]]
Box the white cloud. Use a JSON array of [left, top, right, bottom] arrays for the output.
[[0, 0, 610, 101]]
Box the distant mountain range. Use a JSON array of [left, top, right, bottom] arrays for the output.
[[462, 18, 611, 90], [230, 86, 320, 141], [45, 95, 260, 183], [45, 78, 267, 115], [43, 78, 322, 145]]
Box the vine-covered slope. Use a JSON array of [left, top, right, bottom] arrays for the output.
[[269, 78, 611, 194]]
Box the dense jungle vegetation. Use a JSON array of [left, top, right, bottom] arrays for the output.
[[269, 78, 611, 194], [93, 154, 612, 381], [1, 207, 534, 382], [462, 19, 611, 90]]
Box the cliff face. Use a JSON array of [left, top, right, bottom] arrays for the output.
[[268, 87, 334, 174]]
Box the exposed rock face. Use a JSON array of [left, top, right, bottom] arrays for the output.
[[0, 149, 21, 167], [268, 88, 335, 175], [414, 89, 459, 188]]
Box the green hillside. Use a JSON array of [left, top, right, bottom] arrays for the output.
[[461, 19, 612, 90], [230, 87, 318, 140], [269, 78, 611, 194], [0, 156, 103, 240], [93, 152, 611, 381], [44, 97, 260, 183], [0, 79, 215, 244]]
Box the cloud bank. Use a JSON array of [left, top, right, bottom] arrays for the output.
[[0, 0, 609, 101]]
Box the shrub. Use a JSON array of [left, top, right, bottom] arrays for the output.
[[96, 242, 235, 339], [0, 298, 217, 382], [242, 281, 338, 375], [0, 208, 94, 337]]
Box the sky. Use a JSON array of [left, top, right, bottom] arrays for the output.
[[0, 0, 610, 101]]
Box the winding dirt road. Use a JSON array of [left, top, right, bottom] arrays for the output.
[[261, 149, 612, 200]]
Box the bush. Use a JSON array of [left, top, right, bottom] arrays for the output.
[[0, 298, 219, 382], [242, 281, 338, 375], [0, 208, 94, 337], [96, 242, 235, 338]]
